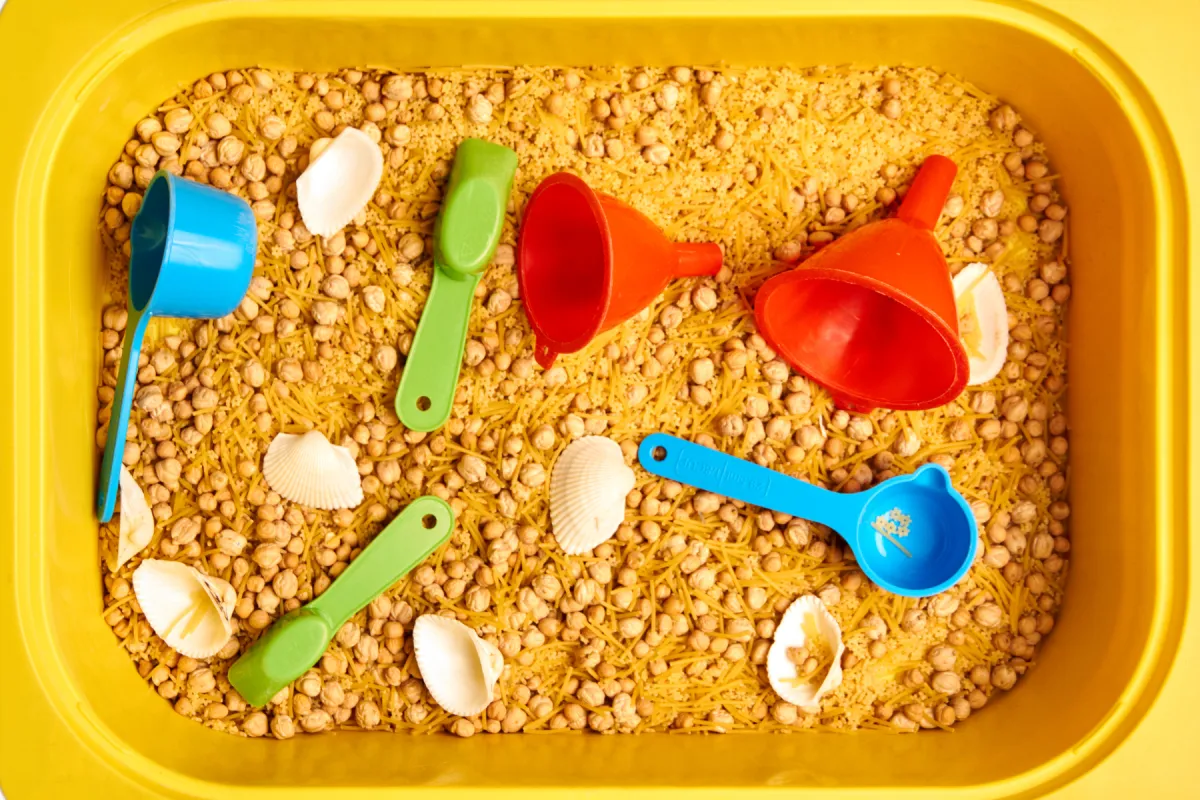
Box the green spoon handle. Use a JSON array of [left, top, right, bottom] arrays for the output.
[[394, 268, 480, 432], [307, 495, 454, 631]]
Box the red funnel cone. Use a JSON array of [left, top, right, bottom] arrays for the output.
[[754, 155, 968, 411], [518, 173, 723, 367]]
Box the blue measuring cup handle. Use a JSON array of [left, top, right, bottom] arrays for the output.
[[637, 433, 864, 536], [96, 311, 151, 522]]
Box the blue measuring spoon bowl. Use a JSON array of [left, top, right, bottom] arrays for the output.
[[638, 433, 977, 597], [96, 171, 257, 522]]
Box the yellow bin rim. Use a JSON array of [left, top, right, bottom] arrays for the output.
[[0, 0, 1191, 798]]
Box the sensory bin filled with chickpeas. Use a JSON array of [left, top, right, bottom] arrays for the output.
[[97, 65, 1071, 738]]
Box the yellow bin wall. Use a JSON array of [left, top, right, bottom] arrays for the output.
[[0, 1, 1189, 798]]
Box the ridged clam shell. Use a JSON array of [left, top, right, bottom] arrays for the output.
[[549, 436, 635, 555], [767, 595, 846, 714], [413, 615, 504, 717], [132, 559, 235, 659], [953, 262, 1009, 385], [114, 465, 154, 570], [262, 430, 363, 510], [297, 127, 383, 238]]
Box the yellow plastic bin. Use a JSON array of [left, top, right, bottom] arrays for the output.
[[0, 1, 1190, 798]]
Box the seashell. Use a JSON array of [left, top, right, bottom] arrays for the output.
[[953, 262, 1009, 385], [297, 127, 383, 237], [262, 430, 363, 510], [412, 615, 504, 716], [113, 465, 154, 570], [549, 436, 636, 555], [767, 595, 846, 713], [132, 559, 236, 659]]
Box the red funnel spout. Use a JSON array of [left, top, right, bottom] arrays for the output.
[[897, 154, 957, 231], [518, 173, 723, 368], [675, 242, 724, 277]]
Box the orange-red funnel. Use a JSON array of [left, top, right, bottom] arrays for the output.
[[517, 173, 723, 367], [754, 155, 968, 411]]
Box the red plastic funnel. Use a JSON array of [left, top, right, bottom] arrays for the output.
[[754, 155, 968, 411], [517, 173, 722, 367]]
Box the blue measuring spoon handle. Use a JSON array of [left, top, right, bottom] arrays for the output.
[[96, 311, 150, 522], [637, 433, 863, 536]]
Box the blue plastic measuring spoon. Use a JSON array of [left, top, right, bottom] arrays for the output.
[[96, 172, 257, 522], [638, 433, 977, 597]]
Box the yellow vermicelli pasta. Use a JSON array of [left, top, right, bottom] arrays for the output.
[[96, 65, 1070, 738]]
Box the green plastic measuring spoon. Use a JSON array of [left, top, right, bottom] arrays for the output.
[[395, 138, 518, 431], [228, 495, 453, 707]]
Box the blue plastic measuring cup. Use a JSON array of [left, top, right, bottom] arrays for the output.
[[638, 433, 978, 597], [96, 171, 257, 522]]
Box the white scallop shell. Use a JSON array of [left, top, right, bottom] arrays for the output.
[[262, 430, 363, 510], [413, 615, 504, 716], [953, 262, 1009, 385], [113, 465, 154, 570], [132, 559, 235, 659], [297, 127, 383, 238], [549, 436, 636, 555], [767, 595, 846, 714]]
